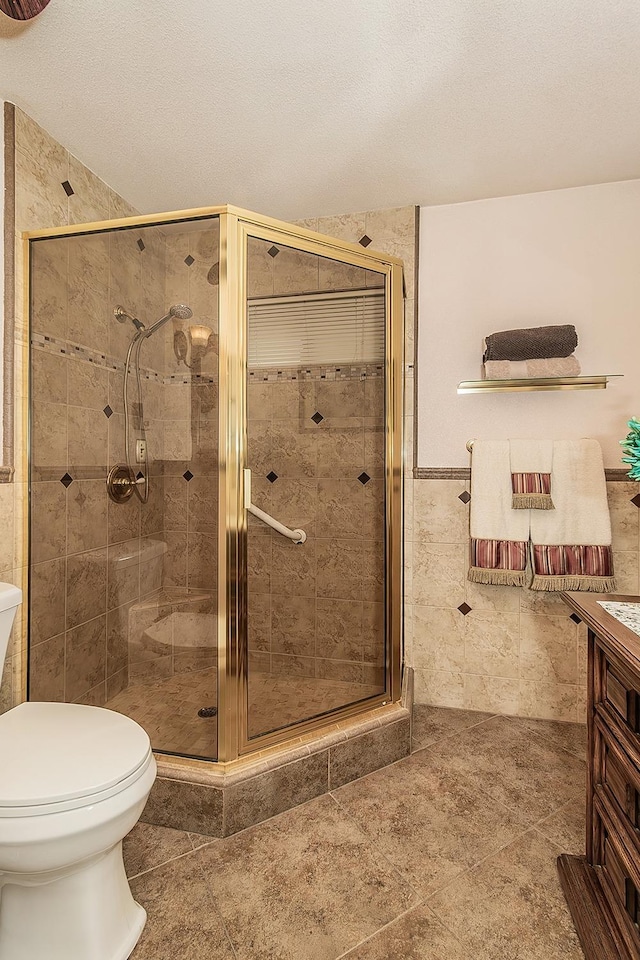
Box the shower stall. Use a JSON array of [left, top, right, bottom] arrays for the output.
[[26, 206, 403, 765]]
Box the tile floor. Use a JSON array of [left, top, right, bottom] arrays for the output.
[[106, 668, 380, 756], [125, 706, 587, 959]]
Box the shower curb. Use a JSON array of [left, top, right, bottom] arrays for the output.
[[143, 678, 413, 838]]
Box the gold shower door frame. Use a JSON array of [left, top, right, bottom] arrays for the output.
[[24, 205, 404, 766]]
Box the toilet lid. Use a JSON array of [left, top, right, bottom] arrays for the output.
[[0, 702, 152, 808]]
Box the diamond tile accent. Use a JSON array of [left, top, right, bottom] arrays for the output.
[[61, 180, 74, 197], [457, 602, 472, 616], [311, 411, 324, 424], [458, 490, 471, 504], [358, 472, 371, 485], [74, 489, 87, 508], [266, 471, 278, 483], [136, 471, 144, 480], [183, 470, 194, 482], [631, 493, 640, 508], [60, 473, 73, 488], [569, 613, 582, 624], [184, 254, 195, 267], [103, 405, 113, 419], [359, 235, 372, 247], [268, 245, 280, 258], [137, 238, 145, 251]]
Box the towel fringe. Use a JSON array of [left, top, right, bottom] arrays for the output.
[[468, 566, 526, 587], [530, 574, 617, 593], [512, 494, 554, 510]]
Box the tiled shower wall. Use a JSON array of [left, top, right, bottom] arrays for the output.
[[242, 220, 415, 688], [0, 105, 149, 711], [26, 157, 169, 706]]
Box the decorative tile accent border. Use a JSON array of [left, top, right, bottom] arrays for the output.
[[32, 334, 414, 386], [413, 466, 634, 482], [248, 362, 385, 382]]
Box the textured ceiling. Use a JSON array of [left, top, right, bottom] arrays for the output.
[[1, 0, 640, 219]]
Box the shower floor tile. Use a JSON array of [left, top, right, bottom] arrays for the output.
[[127, 707, 586, 960], [105, 668, 380, 757]]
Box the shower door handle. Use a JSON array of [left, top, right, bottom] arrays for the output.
[[243, 469, 307, 544]]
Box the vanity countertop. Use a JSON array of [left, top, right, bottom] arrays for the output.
[[562, 592, 640, 675]]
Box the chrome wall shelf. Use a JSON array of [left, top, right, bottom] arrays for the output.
[[457, 375, 622, 395]]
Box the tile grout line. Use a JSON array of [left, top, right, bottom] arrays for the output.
[[327, 791, 424, 902], [192, 850, 241, 960], [332, 900, 431, 960], [410, 712, 499, 752], [331, 769, 540, 905], [127, 843, 202, 882], [424, 823, 536, 911]]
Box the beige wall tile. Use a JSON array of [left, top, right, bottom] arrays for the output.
[[464, 611, 520, 679], [520, 614, 578, 685], [316, 213, 366, 243], [414, 668, 465, 708], [463, 675, 520, 715], [412, 542, 465, 607], [413, 479, 468, 543], [413, 605, 465, 672], [612, 550, 640, 593], [365, 206, 416, 244], [518, 680, 578, 722]]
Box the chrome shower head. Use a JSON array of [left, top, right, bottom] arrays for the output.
[[168, 304, 193, 320]]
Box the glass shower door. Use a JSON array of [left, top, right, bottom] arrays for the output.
[[243, 232, 389, 741]]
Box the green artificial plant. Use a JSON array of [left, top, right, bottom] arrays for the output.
[[621, 417, 640, 481]]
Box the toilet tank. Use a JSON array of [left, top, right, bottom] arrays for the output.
[[0, 583, 22, 689]]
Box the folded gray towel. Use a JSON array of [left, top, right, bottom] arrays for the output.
[[484, 324, 578, 361]]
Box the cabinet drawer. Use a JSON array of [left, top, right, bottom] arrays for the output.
[[603, 660, 640, 740], [603, 743, 640, 833], [601, 828, 640, 931]]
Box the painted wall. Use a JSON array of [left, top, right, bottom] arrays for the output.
[[406, 179, 640, 722], [417, 180, 640, 468]]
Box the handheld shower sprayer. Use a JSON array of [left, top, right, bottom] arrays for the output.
[[141, 303, 193, 339], [107, 303, 193, 505]]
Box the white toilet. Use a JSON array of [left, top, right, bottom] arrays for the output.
[[0, 583, 157, 960]]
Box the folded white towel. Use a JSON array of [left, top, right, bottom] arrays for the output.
[[468, 440, 530, 587], [529, 440, 615, 592], [509, 439, 554, 510], [483, 357, 581, 379]]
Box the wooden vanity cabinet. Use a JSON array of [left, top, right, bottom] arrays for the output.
[[559, 593, 640, 960]]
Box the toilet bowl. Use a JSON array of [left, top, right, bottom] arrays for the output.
[[0, 585, 157, 960]]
